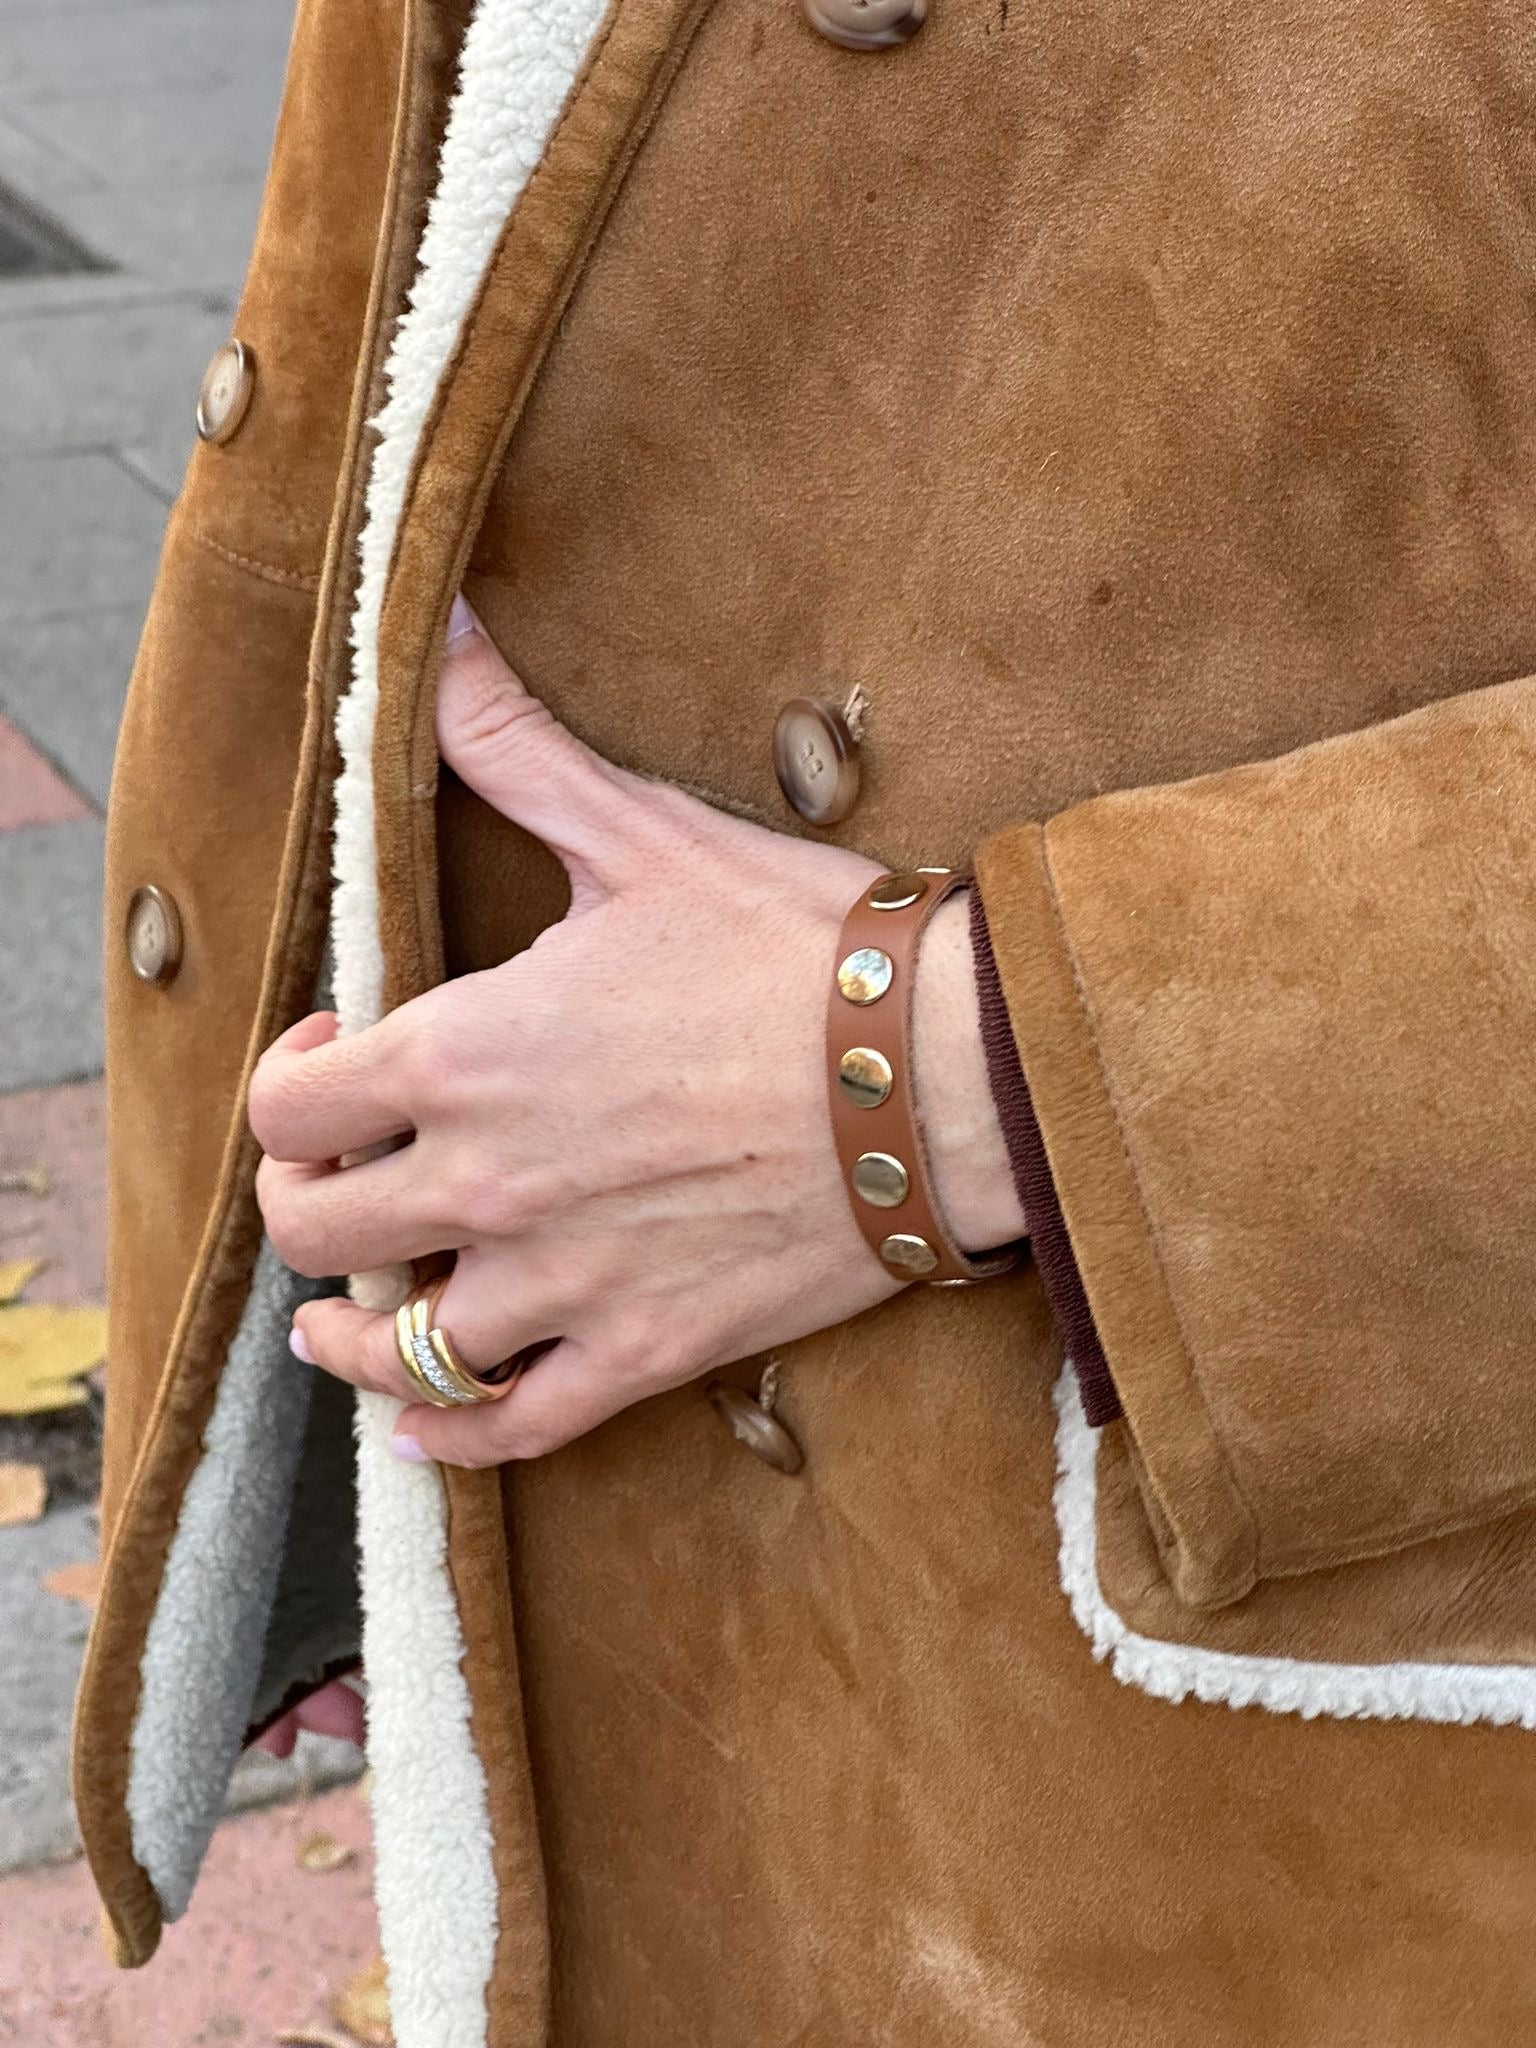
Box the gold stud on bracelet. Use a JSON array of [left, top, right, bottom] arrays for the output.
[[880, 1232, 939, 1276], [837, 946, 893, 1005], [867, 873, 930, 913], [838, 1046, 893, 1108], [853, 1150, 910, 1208]]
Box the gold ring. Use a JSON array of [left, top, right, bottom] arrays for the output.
[[393, 1282, 519, 1408]]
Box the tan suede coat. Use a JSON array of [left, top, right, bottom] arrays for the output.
[[74, 0, 1536, 2040]]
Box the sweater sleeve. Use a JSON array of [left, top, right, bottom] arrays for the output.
[[970, 889, 1120, 1428], [973, 671, 1536, 1610]]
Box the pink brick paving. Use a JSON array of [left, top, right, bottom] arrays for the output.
[[0, 719, 91, 833], [0, 1077, 107, 1308], [0, 1783, 380, 2046]]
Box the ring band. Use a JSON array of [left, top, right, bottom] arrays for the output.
[[393, 1282, 520, 1408]]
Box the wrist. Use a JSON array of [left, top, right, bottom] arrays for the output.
[[911, 890, 1028, 1254]]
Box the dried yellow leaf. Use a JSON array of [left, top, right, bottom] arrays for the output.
[[0, 1302, 107, 1415], [0, 1462, 46, 1527], [0, 1259, 44, 1304], [296, 1830, 356, 1873], [331, 1955, 391, 2046], [276, 2031, 354, 2048], [42, 1558, 101, 1608]]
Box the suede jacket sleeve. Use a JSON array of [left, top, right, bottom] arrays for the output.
[[973, 672, 1536, 1611]]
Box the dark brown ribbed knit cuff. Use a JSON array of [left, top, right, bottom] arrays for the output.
[[969, 888, 1121, 1427]]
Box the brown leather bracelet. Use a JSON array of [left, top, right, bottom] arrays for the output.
[[827, 869, 1023, 1286]]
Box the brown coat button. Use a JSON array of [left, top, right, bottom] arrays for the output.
[[196, 339, 255, 445], [800, 0, 926, 50], [707, 1382, 804, 1474], [773, 697, 861, 825], [125, 886, 183, 986]]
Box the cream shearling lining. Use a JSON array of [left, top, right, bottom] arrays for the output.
[[334, 0, 611, 2043], [1054, 1368, 1536, 1727]]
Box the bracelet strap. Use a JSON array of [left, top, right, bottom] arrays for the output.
[[827, 868, 1023, 1287]]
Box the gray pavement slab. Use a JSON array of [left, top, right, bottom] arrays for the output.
[[0, 606, 142, 808], [0, 297, 229, 457], [52, 176, 268, 297], [25, 81, 283, 194], [0, 273, 229, 325], [0, 0, 195, 15], [0, 108, 100, 210], [0, 1, 293, 102], [118, 425, 195, 503], [0, 453, 166, 623], [0, 817, 105, 1091]]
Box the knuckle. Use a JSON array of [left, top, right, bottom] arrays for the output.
[[391, 1018, 446, 1107], [448, 1160, 524, 1241], [454, 1435, 507, 1471], [454, 672, 552, 760], [273, 1222, 329, 1281], [637, 1350, 689, 1396], [246, 1057, 295, 1149], [490, 1408, 563, 1463], [424, 1421, 501, 1471], [258, 1175, 332, 1279], [364, 1320, 406, 1395], [257, 1187, 303, 1269], [508, 1428, 561, 1463], [610, 1308, 668, 1377]]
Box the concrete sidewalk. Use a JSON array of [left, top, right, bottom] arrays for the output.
[[0, 0, 372, 2003], [0, 0, 298, 1091], [0, 1780, 381, 2044]]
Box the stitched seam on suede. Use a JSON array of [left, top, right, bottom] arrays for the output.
[[388, 0, 634, 993], [186, 527, 323, 592], [395, 0, 700, 990], [382, 0, 627, 620], [1037, 828, 1264, 1582]]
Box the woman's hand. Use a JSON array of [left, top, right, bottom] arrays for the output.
[[249, 602, 1023, 1467]]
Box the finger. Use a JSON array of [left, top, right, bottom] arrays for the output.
[[291, 1678, 367, 1747], [249, 1012, 414, 1163], [292, 1297, 430, 1404], [257, 1145, 455, 1279], [270, 1010, 340, 1056], [392, 1333, 652, 1470], [438, 597, 641, 894], [253, 1710, 298, 1758], [292, 1264, 561, 1404], [251, 1679, 365, 1757]]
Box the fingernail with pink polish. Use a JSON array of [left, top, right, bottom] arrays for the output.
[[446, 593, 481, 646], [390, 1432, 432, 1464], [289, 1325, 314, 1364]]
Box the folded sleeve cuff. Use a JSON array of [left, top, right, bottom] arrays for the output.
[[973, 823, 1260, 1610]]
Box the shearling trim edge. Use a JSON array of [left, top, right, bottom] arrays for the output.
[[333, 0, 614, 2040], [1055, 1368, 1536, 1728]]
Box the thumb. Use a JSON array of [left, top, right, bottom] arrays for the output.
[[437, 595, 635, 892]]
